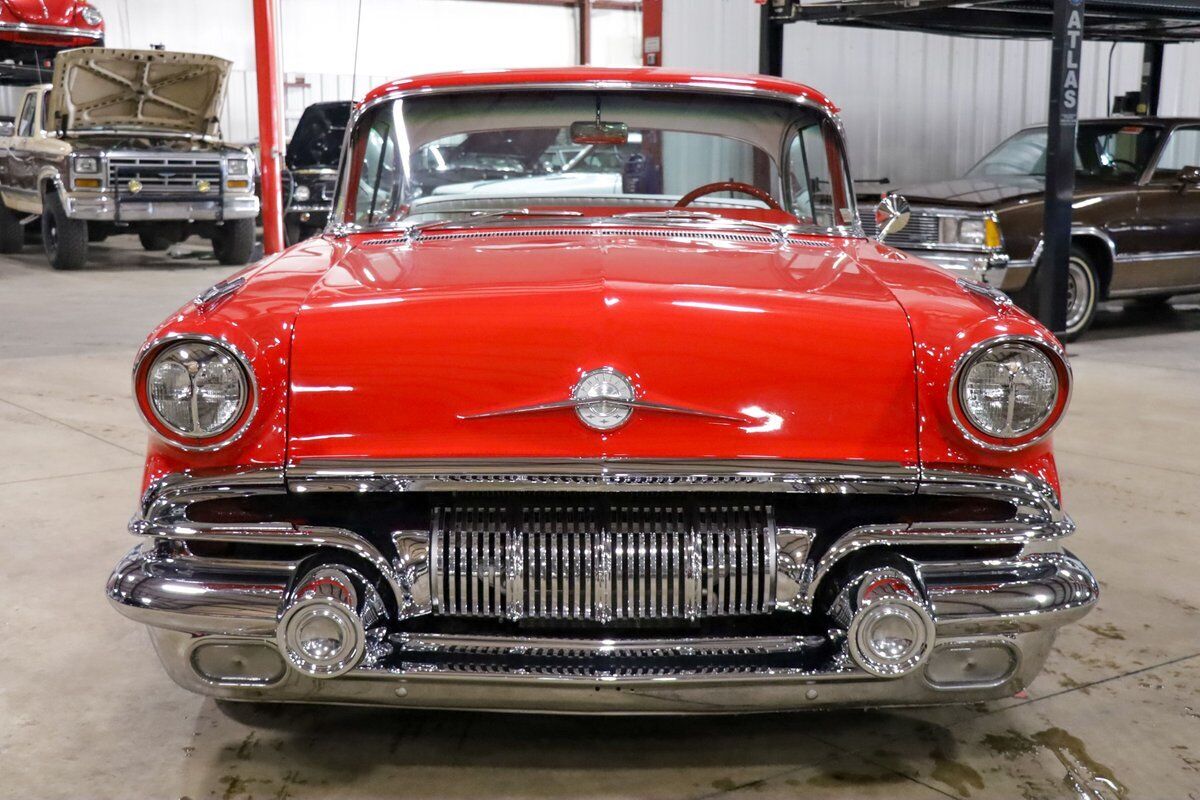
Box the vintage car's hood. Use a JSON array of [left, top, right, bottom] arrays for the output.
[[285, 101, 350, 170], [286, 229, 920, 464], [49, 48, 229, 136], [4, 0, 82, 24]]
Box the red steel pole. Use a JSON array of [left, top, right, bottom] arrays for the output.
[[252, 0, 284, 255]]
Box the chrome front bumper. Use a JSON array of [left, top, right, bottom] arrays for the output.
[[64, 192, 259, 222], [107, 462, 1098, 713], [913, 250, 1023, 289], [109, 543, 1095, 712]]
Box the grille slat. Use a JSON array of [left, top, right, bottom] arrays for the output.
[[432, 504, 774, 623], [858, 209, 940, 247], [108, 156, 223, 195]]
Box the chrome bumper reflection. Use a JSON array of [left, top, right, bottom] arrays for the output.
[[108, 543, 1097, 712], [64, 192, 260, 222]]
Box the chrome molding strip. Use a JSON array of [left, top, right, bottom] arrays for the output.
[[0, 21, 102, 39], [1113, 248, 1200, 263], [391, 632, 825, 657], [460, 397, 750, 425], [285, 458, 920, 494]]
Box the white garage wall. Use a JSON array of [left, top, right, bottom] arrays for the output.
[[90, 0, 641, 142], [663, 0, 1200, 185]]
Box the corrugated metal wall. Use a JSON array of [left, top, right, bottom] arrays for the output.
[[664, 0, 1200, 185], [90, 0, 641, 143]]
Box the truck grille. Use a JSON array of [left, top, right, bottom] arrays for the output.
[[108, 156, 223, 195], [858, 208, 939, 247], [431, 504, 777, 622]]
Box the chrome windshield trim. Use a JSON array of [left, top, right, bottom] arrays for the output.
[[326, 80, 864, 240]]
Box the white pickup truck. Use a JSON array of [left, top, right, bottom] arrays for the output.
[[0, 47, 259, 269]]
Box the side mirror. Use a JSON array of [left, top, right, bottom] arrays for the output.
[[1179, 166, 1200, 186], [0, 120, 14, 138], [875, 192, 910, 242]]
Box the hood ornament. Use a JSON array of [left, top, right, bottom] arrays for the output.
[[572, 368, 635, 430], [459, 366, 750, 430]]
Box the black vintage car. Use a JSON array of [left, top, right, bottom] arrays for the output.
[[283, 101, 350, 245]]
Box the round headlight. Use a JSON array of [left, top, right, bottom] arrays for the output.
[[145, 340, 248, 439], [956, 340, 1060, 441], [80, 5, 103, 25], [292, 184, 311, 202]]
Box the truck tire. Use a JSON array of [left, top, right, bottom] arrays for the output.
[[41, 192, 88, 270], [0, 201, 23, 254], [212, 218, 255, 265]]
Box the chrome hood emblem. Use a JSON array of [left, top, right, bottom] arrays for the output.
[[571, 368, 635, 430], [459, 366, 749, 429]]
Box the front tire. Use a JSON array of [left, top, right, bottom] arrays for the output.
[[1062, 246, 1099, 341], [0, 200, 23, 253], [41, 192, 88, 270], [212, 218, 256, 265]]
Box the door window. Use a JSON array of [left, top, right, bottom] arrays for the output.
[[1154, 127, 1200, 177], [15, 94, 35, 138]]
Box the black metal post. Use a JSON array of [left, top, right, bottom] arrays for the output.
[[1139, 41, 1164, 115], [759, 3, 784, 76], [1034, 0, 1085, 333]]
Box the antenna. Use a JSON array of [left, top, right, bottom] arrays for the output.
[[350, 0, 364, 102]]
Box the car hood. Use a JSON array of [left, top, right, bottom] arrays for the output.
[[872, 176, 1047, 208], [4, 0, 81, 24], [286, 228, 920, 464], [49, 48, 230, 137]]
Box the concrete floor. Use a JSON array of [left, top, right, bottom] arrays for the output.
[[1, 238, 1198, 800]]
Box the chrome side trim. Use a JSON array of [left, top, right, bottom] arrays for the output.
[[1113, 248, 1200, 263]]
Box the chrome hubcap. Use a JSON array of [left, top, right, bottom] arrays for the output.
[[1065, 258, 1092, 332]]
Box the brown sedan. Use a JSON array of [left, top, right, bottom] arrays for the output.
[[861, 118, 1200, 338]]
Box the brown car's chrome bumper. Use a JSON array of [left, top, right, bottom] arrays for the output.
[[108, 462, 1097, 713]]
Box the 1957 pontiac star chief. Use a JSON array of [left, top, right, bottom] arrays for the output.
[[107, 68, 1098, 714]]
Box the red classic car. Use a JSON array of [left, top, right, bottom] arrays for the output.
[[107, 68, 1097, 714], [0, 1, 102, 81]]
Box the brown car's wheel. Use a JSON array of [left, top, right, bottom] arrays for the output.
[[0, 201, 23, 254], [41, 192, 88, 270], [1062, 246, 1099, 341], [212, 218, 256, 265]]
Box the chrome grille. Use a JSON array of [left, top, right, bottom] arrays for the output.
[[108, 156, 223, 194], [431, 504, 776, 622], [858, 209, 940, 247]]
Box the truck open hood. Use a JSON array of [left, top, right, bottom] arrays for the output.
[[286, 228, 921, 465], [49, 48, 230, 136]]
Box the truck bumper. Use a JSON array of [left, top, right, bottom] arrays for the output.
[[916, 250, 1024, 289], [65, 193, 260, 223]]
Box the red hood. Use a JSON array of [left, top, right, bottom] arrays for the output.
[[4, 0, 79, 24], [286, 229, 919, 464]]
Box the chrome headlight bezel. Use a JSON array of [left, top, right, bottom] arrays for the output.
[[949, 335, 1070, 451], [72, 155, 101, 174], [292, 184, 312, 202], [226, 157, 251, 176], [80, 5, 103, 26], [134, 334, 258, 451]]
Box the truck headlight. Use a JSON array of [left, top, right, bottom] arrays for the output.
[[293, 184, 311, 202], [226, 158, 250, 176], [140, 338, 253, 442], [73, 156, 100, 174], [951, 338, 1069, 448]]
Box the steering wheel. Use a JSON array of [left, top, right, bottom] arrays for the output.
[[674, 181, 782, 211]]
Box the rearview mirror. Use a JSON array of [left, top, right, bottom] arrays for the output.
[[0, 120, 14, 138], [1180, 165, 1200, 186], [875, 192, 910, 242], [570, 120, 628, 145]]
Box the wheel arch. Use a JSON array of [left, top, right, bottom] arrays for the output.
[[1069, 229, 1115, 299]]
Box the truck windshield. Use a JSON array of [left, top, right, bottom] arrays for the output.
[[967, 123, 1164, 180], [334, 89, 857, 233]]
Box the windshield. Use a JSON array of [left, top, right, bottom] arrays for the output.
[[334, 89, 857, 233], [967, 123, 1165, 180]]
